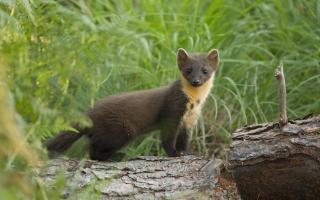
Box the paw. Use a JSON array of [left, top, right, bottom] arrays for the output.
[[177, 151, 198, 156], [171, 150, 189, 157], [178, 151, 189, 156], [167, 149, 182, 157]]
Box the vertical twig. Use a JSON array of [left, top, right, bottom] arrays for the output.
[[274, 63, 288, 127]]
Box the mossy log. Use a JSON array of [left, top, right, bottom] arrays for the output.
[[229, 115, 320, 200], [37, 155, 239, 199]]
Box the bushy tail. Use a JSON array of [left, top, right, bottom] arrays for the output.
[[45, 127, 88, 156]]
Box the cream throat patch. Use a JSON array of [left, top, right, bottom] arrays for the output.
[[181, 75, 214, 128]]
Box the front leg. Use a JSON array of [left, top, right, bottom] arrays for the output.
[[175, 126, 189, 153], [161, 125, 188, 157]]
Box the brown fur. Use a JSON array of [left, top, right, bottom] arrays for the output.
[[45, 48, 219, 160]]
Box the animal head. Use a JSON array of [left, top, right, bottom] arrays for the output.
[[177, 48, 219, 87]]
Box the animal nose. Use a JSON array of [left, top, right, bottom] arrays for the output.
[[192, 80, 201, 86]]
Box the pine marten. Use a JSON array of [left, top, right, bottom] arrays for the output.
[[45, 48, 219, 160]]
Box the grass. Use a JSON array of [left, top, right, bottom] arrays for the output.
[[0, 0, 319, 199]]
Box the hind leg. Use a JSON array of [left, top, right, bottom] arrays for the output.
[[89, 145, 114, 161], [89, 132, 130, 161], [89, 136, 130, 161], [88, 121, 134, 161]]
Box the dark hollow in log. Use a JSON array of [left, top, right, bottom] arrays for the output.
[[229, 115, 320, 200], [36, 155, 239, 199]]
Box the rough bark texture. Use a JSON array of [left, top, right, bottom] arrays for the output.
[[37, 155, 240, 199], [229, 115, 320, 200]]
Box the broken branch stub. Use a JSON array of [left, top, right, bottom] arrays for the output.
[[274, 63, 288, 127]]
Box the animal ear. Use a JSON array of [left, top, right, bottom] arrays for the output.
[[207, 49, 219, 66], [177, 48, 189, 64]]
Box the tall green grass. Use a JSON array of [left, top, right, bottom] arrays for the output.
[[1, 0, 319, 162], [1, 0, 319, 199]]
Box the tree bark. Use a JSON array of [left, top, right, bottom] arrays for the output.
[[37, 155, 239, 199], [229, 115, 320, 200]]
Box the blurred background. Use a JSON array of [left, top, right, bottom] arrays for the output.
[[0, 0, 319, 199]]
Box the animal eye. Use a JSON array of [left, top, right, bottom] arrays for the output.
[[186, 68, 192, 74], [202, 68, 208, 74]]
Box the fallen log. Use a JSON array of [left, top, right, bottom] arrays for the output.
[[229, 115, 320, 200], [37, 155, 239, 199]]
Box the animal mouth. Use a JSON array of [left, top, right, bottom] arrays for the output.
[[191, 82, 202, 87]]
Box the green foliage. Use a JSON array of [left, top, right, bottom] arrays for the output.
[[2, 0, 320, 154], [0, 0, 319, 198]]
